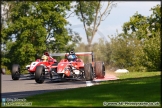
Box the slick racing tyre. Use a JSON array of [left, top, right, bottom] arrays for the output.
[[35, 66, 45, 84], [94, 61, 105, 78], [84, 63, 94, 81], [11, 64, 20, 80]]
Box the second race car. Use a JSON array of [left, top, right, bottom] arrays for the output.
[[11, 51, 57, 81]]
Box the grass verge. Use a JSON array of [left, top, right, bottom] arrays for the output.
[[3, 72, 162, 107]]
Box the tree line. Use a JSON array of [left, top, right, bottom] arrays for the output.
[[75, 4, 161, 72], [1, 1, 161, 73]]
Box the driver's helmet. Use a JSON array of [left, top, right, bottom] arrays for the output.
[[67, 50, 77, 61], [67, 54, 77, 62], [41, 55, 48, 62]]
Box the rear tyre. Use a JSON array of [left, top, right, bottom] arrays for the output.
[[35, 66, 45, 84], [11, 64, 20, 80], [84, 63, 94, 81], [94, 61, 105, 78]]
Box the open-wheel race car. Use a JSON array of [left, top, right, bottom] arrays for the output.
[[11, 51, 57, 80], [34, 50, 105, 84]]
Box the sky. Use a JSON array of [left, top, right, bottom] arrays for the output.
[[67, 1, 161, 44]]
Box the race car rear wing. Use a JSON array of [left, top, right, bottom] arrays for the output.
[[50, 52, 94, 62]]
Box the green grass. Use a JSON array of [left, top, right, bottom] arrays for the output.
[[4, 72, 162, 107], [116, 71, 161, 79]]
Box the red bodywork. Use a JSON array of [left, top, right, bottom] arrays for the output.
[[33, 51, 105, 83], [27, 55, 57, 73], [50, 52, 93, 77], [56, 58, 84, 77]]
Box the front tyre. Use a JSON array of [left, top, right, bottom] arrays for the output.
[[35, 66, 45, 84], [11, 64, 20, 80]]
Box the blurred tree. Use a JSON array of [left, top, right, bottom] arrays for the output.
[[74, 1, 117, 51], [108, 33, 146, 72], [75, 4, 160, 72], [118, 4, 161, 71], [1, 1, 81, 70], [91, 38, 111, 65]]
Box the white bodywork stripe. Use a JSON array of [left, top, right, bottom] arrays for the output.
[[29, 62, 39, 70]]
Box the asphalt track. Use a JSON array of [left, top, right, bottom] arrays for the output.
[[1, 74, 118, 99], [1, 75, 87, 99]]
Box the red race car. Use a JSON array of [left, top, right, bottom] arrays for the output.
[[34, 50, 105, 84], [11, 51, 57, 81]]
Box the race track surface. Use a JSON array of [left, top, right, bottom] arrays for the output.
[[1, 75, 87, 98], [1, 73, 119, 99]]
